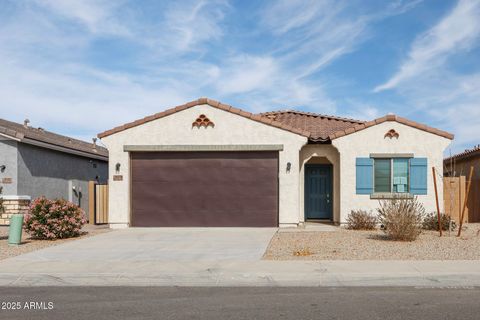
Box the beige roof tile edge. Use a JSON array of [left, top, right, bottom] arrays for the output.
[[444, 145, 480, 162], [329, 115, 454, 140], [98, 98, 311, 139]]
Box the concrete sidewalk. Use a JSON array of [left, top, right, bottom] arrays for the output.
[[0, 259, 479, 287]]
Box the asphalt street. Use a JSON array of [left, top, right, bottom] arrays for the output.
[[0, 286, 479, 320]]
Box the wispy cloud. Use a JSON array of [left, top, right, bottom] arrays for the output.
[[0, 0, 454, 144], [33, 0, 131, 36], [162, 0, 229, 53], [374, 0, 480, 92], [369, 0, 480, 152]]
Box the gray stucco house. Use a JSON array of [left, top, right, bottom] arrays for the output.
[[0, 118, 108, 224]]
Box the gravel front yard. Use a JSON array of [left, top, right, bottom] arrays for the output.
[[0, 225, 111, 260], [264, 223, 480, 260]]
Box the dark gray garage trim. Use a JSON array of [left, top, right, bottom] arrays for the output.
[[124, 144, 284, 152]]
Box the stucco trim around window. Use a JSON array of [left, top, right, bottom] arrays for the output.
[[123, 144, 284, 152], [370, 193, 414, 200], [369, 153, 414, 158]]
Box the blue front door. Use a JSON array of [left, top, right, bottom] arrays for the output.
[[305, 165, 333, 220]]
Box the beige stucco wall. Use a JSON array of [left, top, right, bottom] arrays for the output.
[[100, 104, 308, 227], [332, 121, 452, 223], [299, 144, 341, 223]]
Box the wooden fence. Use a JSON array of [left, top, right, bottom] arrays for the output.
[[443, 177, 480, 223], [88, 181, 109, 224]]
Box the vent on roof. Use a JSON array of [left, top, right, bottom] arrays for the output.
[[38, 127, 45, 132], [23, 119, 30, 128]]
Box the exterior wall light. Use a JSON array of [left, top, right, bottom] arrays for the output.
[[286, 162, 291, 173], [0, 165, 5, 173], [115, 163, 121, 173]]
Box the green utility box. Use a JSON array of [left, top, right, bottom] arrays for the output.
[[8, 214, 24, 245]]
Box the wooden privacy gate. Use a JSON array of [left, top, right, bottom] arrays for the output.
[[88, 181, 109, 224], [444, 177, 480, 223]]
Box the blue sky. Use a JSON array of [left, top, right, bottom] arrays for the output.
[[0, 0, 479, 154]]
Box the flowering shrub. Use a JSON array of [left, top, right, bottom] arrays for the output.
[[23, 197, 86, 240]]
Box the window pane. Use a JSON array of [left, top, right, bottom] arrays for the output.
[[374, 159, 391, 193], [393, 158, 409, 193]]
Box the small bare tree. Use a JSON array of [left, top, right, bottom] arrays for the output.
[[0, 186, 4, 214], [378, 196, 425, 241]]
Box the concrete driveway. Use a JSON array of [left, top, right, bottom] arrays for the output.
[[2, 228, 480, 287], [9, 228, 277, 262]]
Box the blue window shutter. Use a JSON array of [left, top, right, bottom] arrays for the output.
[[356, 158, 373, 194], [410, 158, 428, 195]]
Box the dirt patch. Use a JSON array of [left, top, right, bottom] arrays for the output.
[[263, 223, 480, 260], [0, 225, 111, 260]]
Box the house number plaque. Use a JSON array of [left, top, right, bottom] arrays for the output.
[[1, 178, 12, 184]]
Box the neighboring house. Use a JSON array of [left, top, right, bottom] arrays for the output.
[[99, 98, 453, 228], [444, 145, 480, 178], [444, 145, 480, 222], [0, 118, 108, 224]]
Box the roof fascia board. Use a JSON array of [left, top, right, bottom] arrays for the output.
[[0, 132, 21, 141], [21, 137, 108, 161]]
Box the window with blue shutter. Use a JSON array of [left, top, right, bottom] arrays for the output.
[[356, 158, 373, 194], [410, 158, 428, 195]]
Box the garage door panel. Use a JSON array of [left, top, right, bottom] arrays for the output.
[[133, 193, 278, 213], [133, 209, 277, 227], [131, 151, 278, 227], [132, 180, 277, 198], [132, 167, 276, 183]]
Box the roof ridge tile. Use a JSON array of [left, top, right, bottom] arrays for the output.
[[259, 109, 365, 124]]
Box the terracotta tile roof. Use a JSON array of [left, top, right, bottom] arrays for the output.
[[329, 114, 454, 140], [97, 98, 454, 142], [98, 98, 311, 139], [444, 145, 480, 162], [0, 118, 108, 159], [259, 110, 364, 142]]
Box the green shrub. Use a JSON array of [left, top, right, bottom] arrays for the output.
[[346, 210, 377, 230], [23, 197, 86, 240], [377, 197, 425, 241], [422, 212, 456, 231]]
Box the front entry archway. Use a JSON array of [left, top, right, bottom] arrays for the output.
[[305, 164, 333, 220]]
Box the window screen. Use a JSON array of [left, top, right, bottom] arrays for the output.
[[393, 158, 409, 193], [374, 159, 391, 193]]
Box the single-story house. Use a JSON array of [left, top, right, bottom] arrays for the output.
[[98, 98, 453, 228], [0, 118, 108, 224]]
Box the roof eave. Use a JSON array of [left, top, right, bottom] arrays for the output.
[[21, 137, 108, 161], [98, 98, 312, 139], [329, 115, 454, 141]]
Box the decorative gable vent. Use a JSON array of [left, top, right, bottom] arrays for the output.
[[384, 129, 399, 139], [192, 114, 214, 128]]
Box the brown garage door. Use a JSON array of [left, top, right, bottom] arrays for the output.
[[130, 151, 279, 227]]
